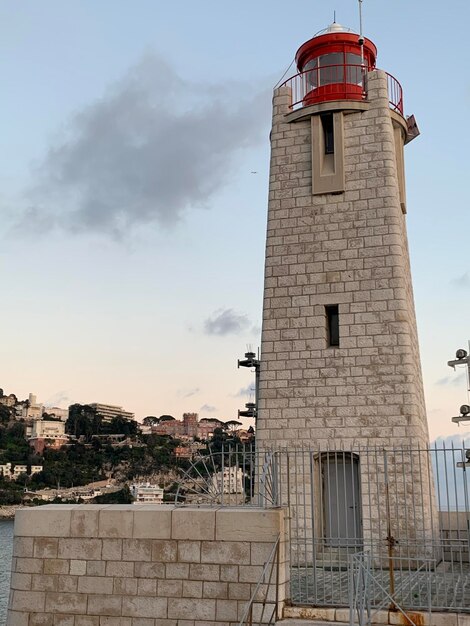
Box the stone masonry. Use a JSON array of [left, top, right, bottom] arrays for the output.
[[7, 504, 288, 625], [256, 70, 436, 553], [257, 70, 430, 451]]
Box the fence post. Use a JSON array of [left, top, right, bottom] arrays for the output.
[[349, 553, 356, 626]]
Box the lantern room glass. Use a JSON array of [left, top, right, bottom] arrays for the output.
[[303, 52, 365, 89]]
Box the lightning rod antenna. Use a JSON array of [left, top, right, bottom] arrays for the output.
[[358, 0, 365, 65]]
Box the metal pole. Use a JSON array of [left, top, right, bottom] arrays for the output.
[[384, 451, 397, 609], [358, 0, 365, 65]]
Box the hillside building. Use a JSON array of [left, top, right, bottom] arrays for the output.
[[89, 402, 135, 423]]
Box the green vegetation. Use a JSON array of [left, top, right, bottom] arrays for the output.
[[0, 480, 23, 504], [66, 404, 138, 440], [0, 421, 40, 466], [0, 400, 253, 507]]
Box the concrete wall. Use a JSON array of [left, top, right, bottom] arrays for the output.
[[7, 504, 288, 626]]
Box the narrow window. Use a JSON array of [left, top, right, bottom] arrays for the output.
[[321, 113, 334, 155], [326, 305, 339, 347]]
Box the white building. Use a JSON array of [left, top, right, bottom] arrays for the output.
[[43, 406, 68, 421], [27, 419, 66, 439], [0, 463, 43, 480], [130, 483, 164, 504], [211, 467, 244, 494], [90, 403, 135, 423], [19, 393, 44, 420]]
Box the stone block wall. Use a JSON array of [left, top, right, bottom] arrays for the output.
[[258, 70, 431, 450], [7, 504, 288, 626], [256, 70, 437, 551]]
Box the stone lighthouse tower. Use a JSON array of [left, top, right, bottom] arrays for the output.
[[257, 22, 429, 451], [256, 23, 435, 556]]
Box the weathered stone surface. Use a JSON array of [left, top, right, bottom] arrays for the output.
[[122, 539, 153, 562], [6, 611, 30, 626], [121, 596, 168, 619], [58, 538, 102, 560], [201, 541, 250, 565], [215, 509, 280, 542], [15, 507, 72, 538], [167, 599, 215, 621], [77, 575, 114, 595], [172, 508, 216, 540], [69, 559, 86, 576], [132, 505, 173, 539], [34, 538, 58, 559], [99, 507, 134, 538], [12, 537, 34, 558], [71, 509, 100, 538], [177, 540, 201, 563], [44, 592, 87, 614], [86, 594, 122, 616], [151, 540, 177, 563]]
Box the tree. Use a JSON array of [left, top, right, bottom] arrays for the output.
[[42, 412, 62, 422], [159, 415, 175, 422], [142, 416, 159, 427], [0, 404, 13, 423], [66, 404, 99, 440], [103, 416, 138, 437]]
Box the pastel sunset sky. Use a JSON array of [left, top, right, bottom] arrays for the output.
[[1, 0, 469, 440]]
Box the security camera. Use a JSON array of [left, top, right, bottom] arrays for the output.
[[456, 349, 468, 360], [460, 405, 470, 416], [358, 36, 365, 46]]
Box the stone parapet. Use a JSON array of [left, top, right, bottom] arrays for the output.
[[7, 504, 289, 626]]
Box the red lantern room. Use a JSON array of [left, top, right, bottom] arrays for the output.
[[294, 22, 377, 106]]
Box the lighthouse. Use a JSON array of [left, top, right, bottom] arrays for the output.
[[256, 23, 436, 560], [258, 21, 428, 450]]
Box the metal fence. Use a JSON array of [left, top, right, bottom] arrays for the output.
[[173, 442, 470, 613], [278, 66, 404, 114]]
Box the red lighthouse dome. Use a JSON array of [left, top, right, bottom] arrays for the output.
[[294, 22, 377, 107]]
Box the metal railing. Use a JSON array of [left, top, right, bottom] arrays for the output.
[[349, 552, 433, 626], [238, 534, 281, 626], [173, 444, 278, 507], [279, 65, 403, 115], [173, 442, 470, 613]]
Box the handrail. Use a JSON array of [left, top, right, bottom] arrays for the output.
[[279, 65, 403, 115], [238, 534, 281, 626]]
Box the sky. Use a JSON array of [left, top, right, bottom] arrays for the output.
[[0, 0, 469, 441]]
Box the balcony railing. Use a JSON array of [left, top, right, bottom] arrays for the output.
[[279, 64, 403, 115]]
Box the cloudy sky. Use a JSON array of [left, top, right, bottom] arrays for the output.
[[1, 0, 469, 440]]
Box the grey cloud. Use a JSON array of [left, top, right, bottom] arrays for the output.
[[433, 433, 470, 446], [451, 272, 470, 288], [204, 308, 251, 336], [44, 390, 71, 407], [177, 387, 200, 398], [21, 54, 269, 237], [435, 373, 466, 387], [200, 404, 217, 413], [234, 385, 255, 398]]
